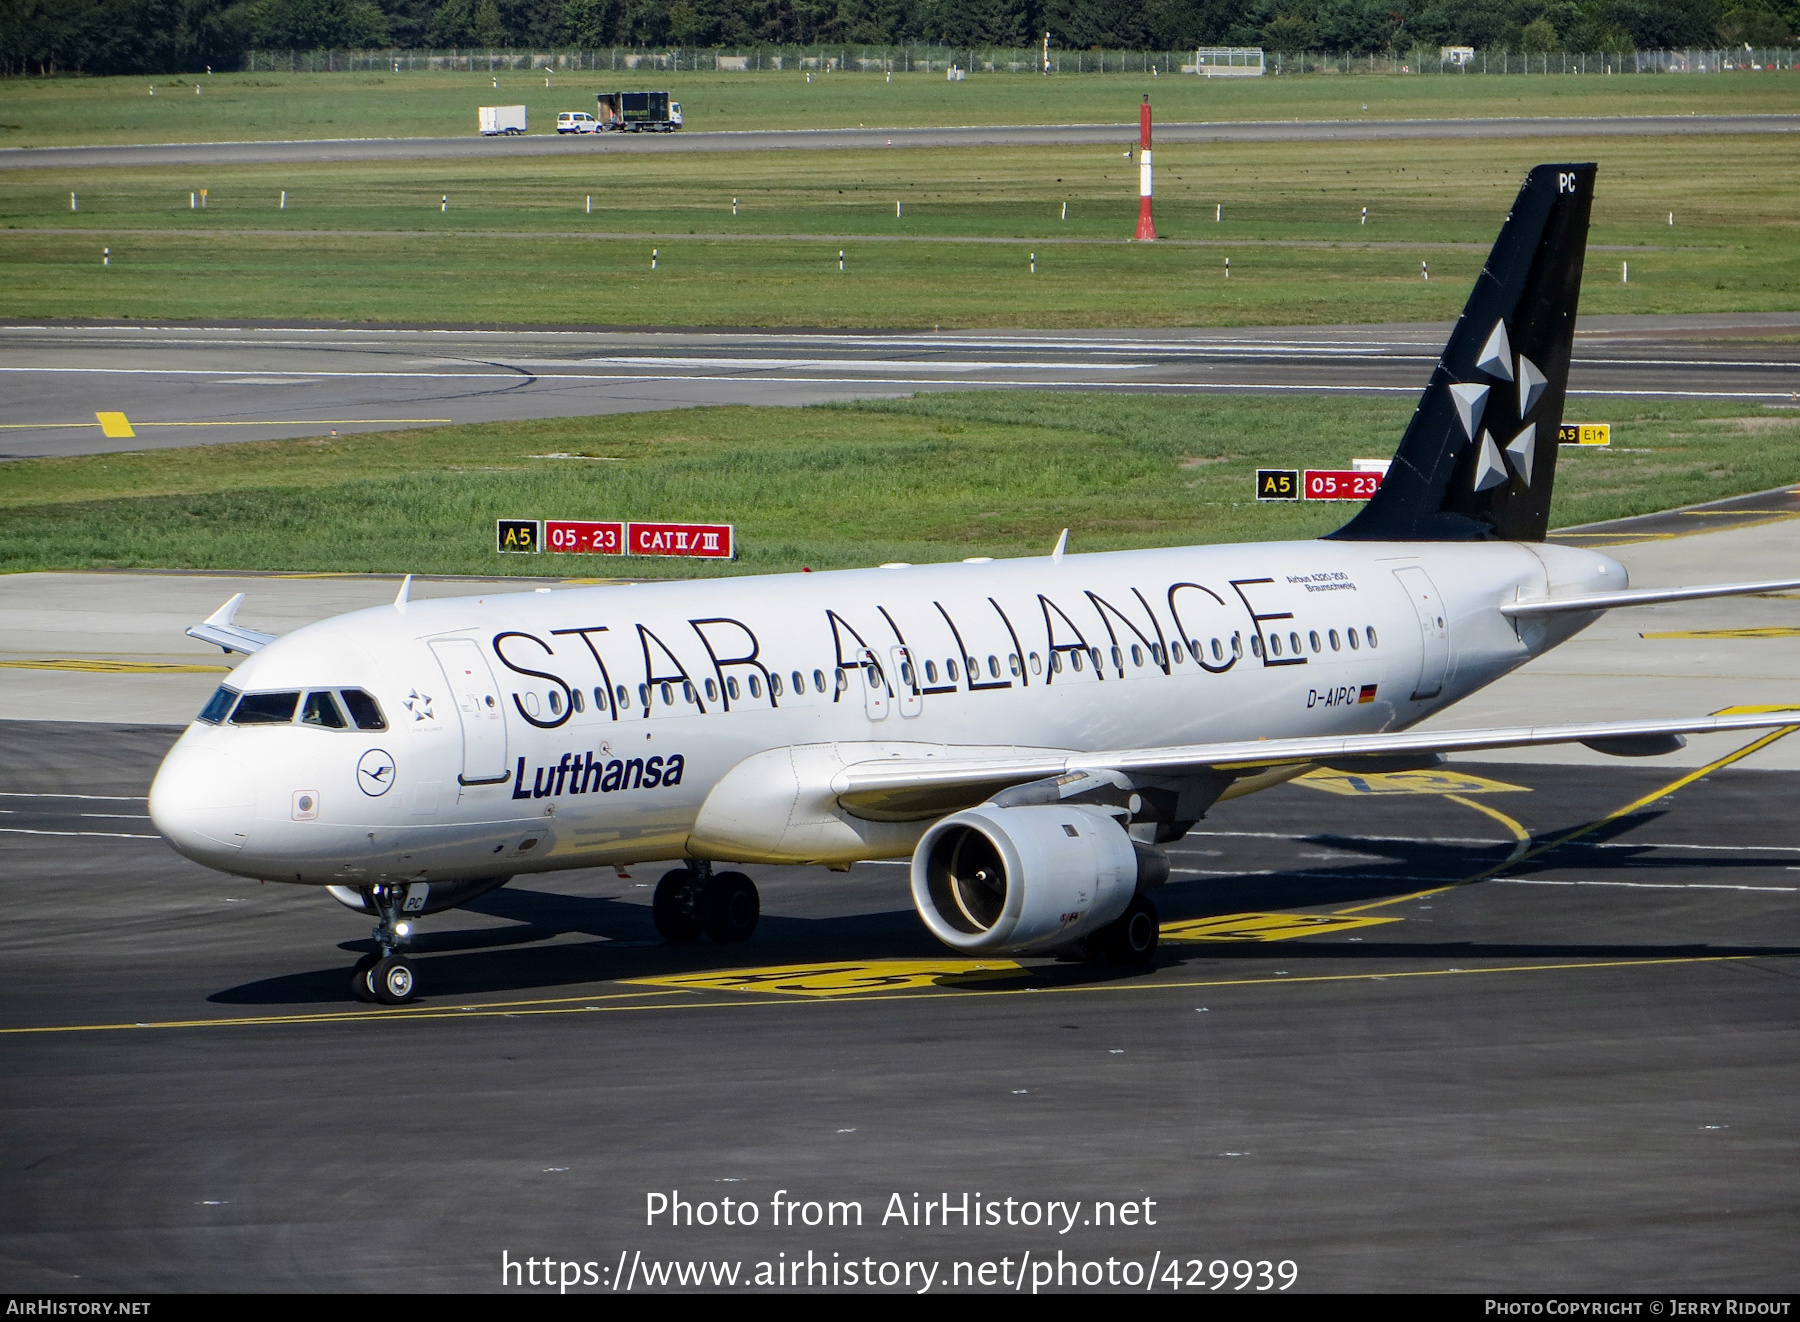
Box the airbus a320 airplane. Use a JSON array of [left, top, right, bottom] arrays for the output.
[[150, 163, 1800, 1005]]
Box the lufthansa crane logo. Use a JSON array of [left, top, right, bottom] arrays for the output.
[[357, 749, 396, 797]]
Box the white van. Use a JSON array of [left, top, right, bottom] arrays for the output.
[[556, 111, 599, 134]]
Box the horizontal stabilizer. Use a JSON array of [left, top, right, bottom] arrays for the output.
[[185, 593, 277, 655], [1502, 577, 1800, 616]]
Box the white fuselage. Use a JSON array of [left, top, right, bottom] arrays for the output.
[[148, 538, 1620, 887]]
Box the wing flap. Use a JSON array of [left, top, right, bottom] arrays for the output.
[[829, 711, 1800, 808]]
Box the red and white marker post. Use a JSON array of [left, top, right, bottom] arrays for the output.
[[1135, 95, 1157, 241]]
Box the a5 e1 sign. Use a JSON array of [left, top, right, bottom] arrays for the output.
[[496, 519, 541, 553]]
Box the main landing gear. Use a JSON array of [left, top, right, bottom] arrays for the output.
[[351, 883, 419, 1005], [1055, 893, 1160, 968], [653, 861, 760, 945]]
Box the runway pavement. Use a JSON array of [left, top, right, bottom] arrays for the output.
[[5, 313, 1798, 460], [5, 113, 1797, 171]]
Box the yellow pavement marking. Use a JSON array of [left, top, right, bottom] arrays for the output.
[[1642, 628, 1800, 640], [1159, 912, 1399, 942], [628, 959, 1028, 997], [1714, 704, 1800, 715], [0, 658, 230, 674], [1298, 768, 1530, 796], [0, 956, 1768, 1035], [1336, 720, 1800, 915], [95, 411, 134, 438]]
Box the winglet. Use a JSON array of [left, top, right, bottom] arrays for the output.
[[185, 593, 278, 656], [1051, 529, 1068, 564], [394, 574, 413, 612]]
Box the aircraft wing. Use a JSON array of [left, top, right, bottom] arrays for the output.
[[829, 710, 1800, 818], [185, 593, 277, 655], [1502, 577, 1800, 617]]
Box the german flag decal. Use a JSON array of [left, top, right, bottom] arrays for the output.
[[1358, 684, 1379, 704]]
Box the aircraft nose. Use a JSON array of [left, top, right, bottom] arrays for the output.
[[149, 744, 257, 863]]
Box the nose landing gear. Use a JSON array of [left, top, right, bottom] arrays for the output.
[[350, 883, 419, 1005]]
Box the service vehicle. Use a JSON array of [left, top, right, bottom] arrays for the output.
[[556, 111, 599, 134], [595, 91, 682, 131], [478, 105, 527, 136]]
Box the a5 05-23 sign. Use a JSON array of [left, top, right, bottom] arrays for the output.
[[1256, 469, 1383, 502], [498, 519, 734, 560]]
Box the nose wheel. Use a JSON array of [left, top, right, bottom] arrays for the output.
[[349, 883, 420, 1004]]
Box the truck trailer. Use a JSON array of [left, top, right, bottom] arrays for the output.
[[594, 92, 683, 132], [478, 105, 528, 135]]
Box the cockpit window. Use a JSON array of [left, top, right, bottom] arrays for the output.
[[302, 691, 347, 728], [340, 688, 386, 731], [230, 691, 300, 725], [197, 685, 239, 725]]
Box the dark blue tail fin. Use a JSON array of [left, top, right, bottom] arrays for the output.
[[1328, 163, 1596, 543]]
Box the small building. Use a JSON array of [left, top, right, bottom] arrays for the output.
[[1441, 46, 1476, 66], [1187, 48, 1265, 76]]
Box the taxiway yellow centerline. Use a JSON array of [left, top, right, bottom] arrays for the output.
[[0, 955, 1772, 1036]]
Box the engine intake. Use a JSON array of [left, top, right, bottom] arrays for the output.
[[911, 804, 1157, 955]]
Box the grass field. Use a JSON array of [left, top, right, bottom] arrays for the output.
[[2, 394, 1794, 577], [4, 133, 1795, 326], [2, 69, 1797, 148]]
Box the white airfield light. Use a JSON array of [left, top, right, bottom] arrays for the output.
[[146, 162, 1800, 1008]]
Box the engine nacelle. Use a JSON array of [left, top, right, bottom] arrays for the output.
[[326, 876, 511, 917], [911, 804, 1145, 955]]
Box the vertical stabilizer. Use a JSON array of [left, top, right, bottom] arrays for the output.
[[1329, 163, 1596, 542]]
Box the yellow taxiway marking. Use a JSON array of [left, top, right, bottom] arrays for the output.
[[1297, 768, 1530, 797], [0, 956, 1769, 1035], [1335, 719, 1800, 916], [0, 658, 230, 674], [1159, 912, 1399, 942], [0, 418, 451, 430], [628, 959, 1028, 998], [1642, 627, 1800, 640]]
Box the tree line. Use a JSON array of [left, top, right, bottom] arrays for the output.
[[5, 0, 1794, 76]]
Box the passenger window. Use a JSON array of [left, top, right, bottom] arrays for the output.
[[748, 674, 762, 698], [231, 691, 300, 725], [660, 682, 674, 706], [1367, 627, 1379, 648], [770, 672, 783, 698], [947, 659, 959, 683], [1110, 646, 1123, 671], [638, 683, 649, 708], [615, 684, 630, 709], [1009, 654, 1022, 677], [1251, 636, 1263, 658], [1211, 638, 1224, 661], [1051, 652, 1063, 674], [301, 691, 346, 728], [1171, 641, 1183, 663], [1232, 634, 1243, 657], [987, 655, 1000, 679], [925, 659, 939, 684], [705, 678, 718, 702], [1309, 631, 1321, 653], [1071, 649, 1083, 672], [571, 688, 584, 714], [1029, 653, 1042, 676], [340, 689, 386, 730], [1153, 643, 1166, 666], [595, 686, 609, 711], [549, 690, 563, 716], [1089, 647, 1102, 669], [1348, 629, 1360, 650], [900, 662, 913, 687], [1270, 634, 1283, 657], [792, 670, 806, 695], [727, 676, 740, 700], [197, 685, 239, 725], [1290, 631, 1302, 655], [813, 669, 826, 693], [835, 668, 848, 694], [966, 655, 978, 676], [1329, 629, 1340, 651], [683, 681, 695, 704]]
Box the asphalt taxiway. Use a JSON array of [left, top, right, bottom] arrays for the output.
[[5, 313, 1798, 459]]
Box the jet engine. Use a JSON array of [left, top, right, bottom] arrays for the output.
[[325, 876, 511, 918], [910, 803, 1164, 955]]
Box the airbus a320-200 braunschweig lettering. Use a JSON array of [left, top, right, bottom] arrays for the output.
[[151, 164, 1800, 1005]]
